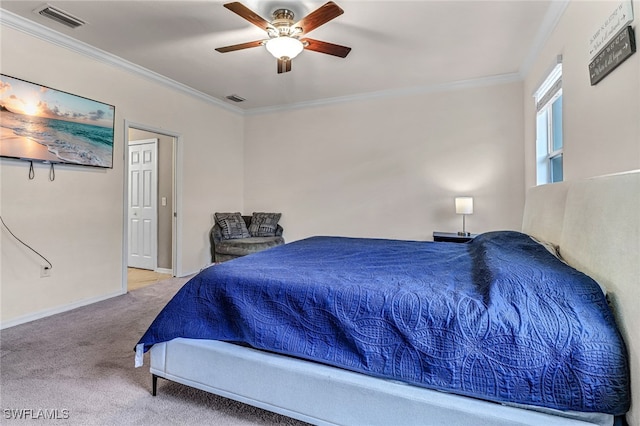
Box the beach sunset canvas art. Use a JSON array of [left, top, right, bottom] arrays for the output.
[[0, 74, 115, 168]]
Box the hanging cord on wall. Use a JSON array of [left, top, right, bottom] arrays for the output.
[[25, 162, 56, 181], [0, 215, 53, 270]]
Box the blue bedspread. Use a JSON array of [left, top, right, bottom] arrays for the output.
[[138, 231, 630, 414]]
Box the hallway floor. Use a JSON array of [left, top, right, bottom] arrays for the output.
[[127, 267, 172, 291]]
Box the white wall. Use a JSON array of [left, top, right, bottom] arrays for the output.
[[244, 82, 525, 242], [0, 26, 244, 326], [524, 1, 640, 187]]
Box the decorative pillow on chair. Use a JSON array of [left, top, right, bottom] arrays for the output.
[[215, 212, 250, 240], [249, 212, 282, 237]]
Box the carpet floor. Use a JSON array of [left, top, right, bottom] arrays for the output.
[[0, 276, 308, 425]]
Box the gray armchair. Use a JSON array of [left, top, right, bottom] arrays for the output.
[[210, 215, 284, 263]]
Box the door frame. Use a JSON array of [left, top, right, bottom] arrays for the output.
[[127, 138, 158, 271], [122, 120, 183, 293]]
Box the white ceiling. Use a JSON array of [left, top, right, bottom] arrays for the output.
[[0, 1, 562, 112]]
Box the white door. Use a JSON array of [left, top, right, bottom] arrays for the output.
[[128, 139, 158, 270]]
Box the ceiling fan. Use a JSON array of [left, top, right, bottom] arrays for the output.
[[215, 1, 351, 74]]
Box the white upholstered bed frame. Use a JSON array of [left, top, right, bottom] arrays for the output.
[[149, 170, 639, 426]]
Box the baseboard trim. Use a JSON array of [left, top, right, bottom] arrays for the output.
[[155, 268, 173, 275], [0, 290, 124, 330]]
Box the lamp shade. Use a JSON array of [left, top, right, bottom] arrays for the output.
[[265, 37, 304, 59], [455, 197, 474, 215]]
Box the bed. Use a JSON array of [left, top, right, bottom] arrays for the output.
[[137, 170, 639, 426]]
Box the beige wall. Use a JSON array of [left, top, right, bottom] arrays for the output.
[[244, 81, 525, 242], [0, 26, 244, 326], [524, 2, 640, 424], [524, 1, 640, 187]]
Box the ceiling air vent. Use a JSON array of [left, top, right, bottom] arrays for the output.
[[225, 94, 246, 103], [34, 4, 86, 29]]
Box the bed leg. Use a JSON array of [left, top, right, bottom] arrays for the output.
[[152, 374, 158, 396]]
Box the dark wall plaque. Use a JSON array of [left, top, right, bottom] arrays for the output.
[[589, 26, 636, 85]]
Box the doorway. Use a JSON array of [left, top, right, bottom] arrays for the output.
[[123, 121, 181, 292]]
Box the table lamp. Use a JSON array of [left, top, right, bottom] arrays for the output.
[[455, 197, 473, 236]]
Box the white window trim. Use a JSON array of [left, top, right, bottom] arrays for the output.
[[534, 63, 563, 108], [534, 62, 563, 185]]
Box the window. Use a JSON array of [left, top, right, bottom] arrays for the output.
[[534, 62, 563, 185]]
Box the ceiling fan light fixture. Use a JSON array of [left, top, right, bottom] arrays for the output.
[[216, 2, 350, 74], [265, 37, 304, 60]]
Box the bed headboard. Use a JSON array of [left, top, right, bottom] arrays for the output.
[[522, 170, 640, 425]]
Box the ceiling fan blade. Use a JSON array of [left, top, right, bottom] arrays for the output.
[[294, 1, 344, 36], [223, 2, 271, 31], [215, 40, 264, 53], [302, 38, 351, 58], [277, 58, 292, 74]]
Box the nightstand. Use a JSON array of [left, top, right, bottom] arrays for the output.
[[433, 232, 477, 243]]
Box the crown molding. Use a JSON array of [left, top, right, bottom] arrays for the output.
[[0, 9, 243, 115], [244, 72, 523, 115], [519, 0, 570, 78]]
